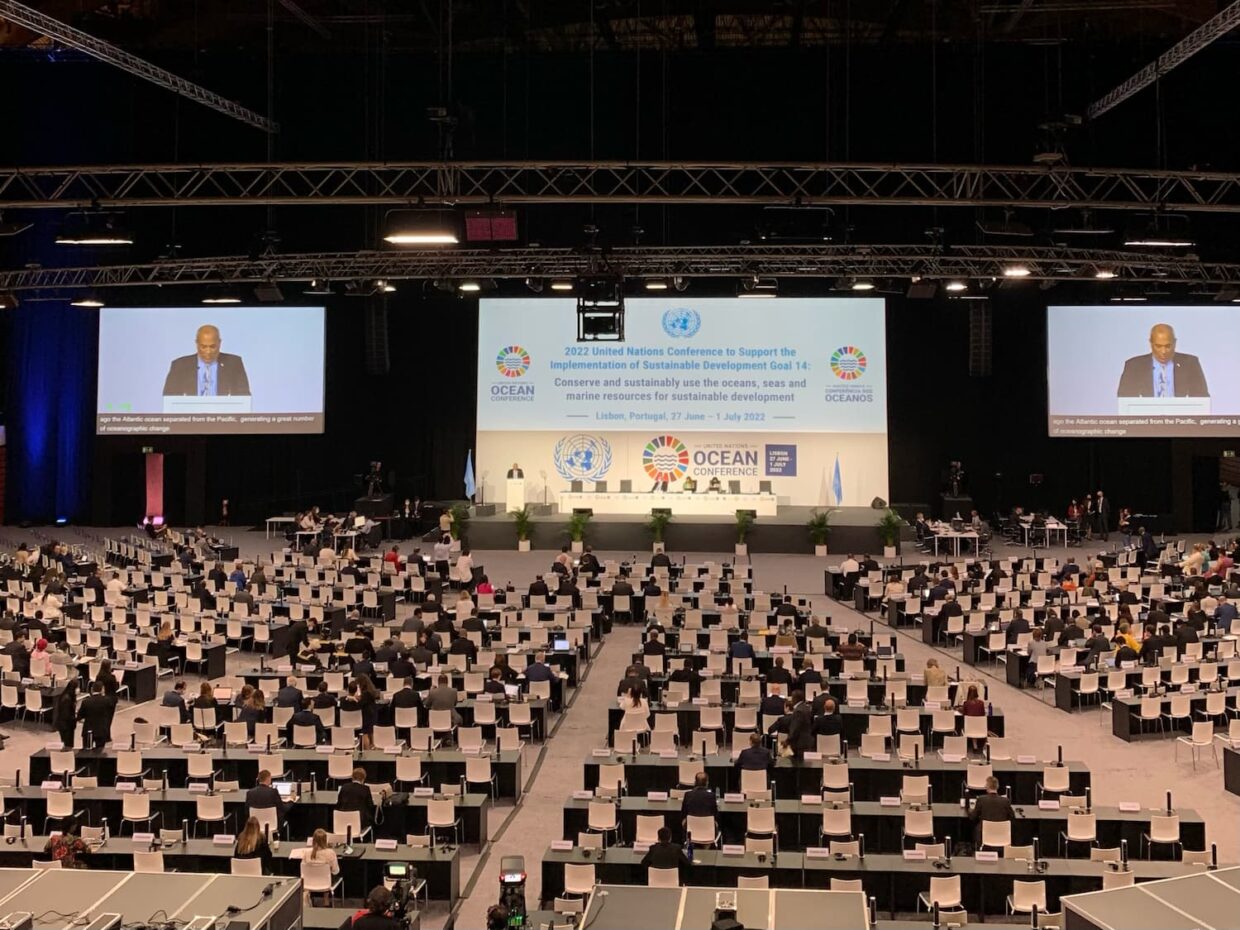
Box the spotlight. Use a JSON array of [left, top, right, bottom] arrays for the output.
[[945, 281, 968, 292], [1002, 265, 1031, 278], [383, 209, 459, 245], [458, 281, 481, 293], [1094, 268, 1117, 280], [303, 279, 334, 295], [1124, 213, 1194, 248], [850, 278, 876, 291], [645, 278, 669, 291], [550, 278, 575, 292], [55, 211, 133, 246], [0, 292, 21, 309], [202, 286, 242, 305], [376, 279, 397, 293], [253, 281, 284, 303], [70, 293, 105, 308], [739, 276, 778, 298]]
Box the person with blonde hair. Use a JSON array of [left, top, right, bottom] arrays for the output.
[[234, 815, 273, 873], [307, 827, 340, 875]]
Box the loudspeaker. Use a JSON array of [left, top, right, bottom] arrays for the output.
[[572, 508, 593, 517], [651, 508, 671, 517], [871, 496, 888, 509]]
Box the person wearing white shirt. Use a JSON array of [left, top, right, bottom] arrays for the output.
[[305, 829, 339, 875], [433, 537, 451, 564], [37, 591, 62, 621], [317, 546, 336, 566], [618, 688, 651, 733], [839, 555, 860, 575], [104, 572, 125, 606], [1181, 544, 1205, 574], [454, 549, 475, 586]]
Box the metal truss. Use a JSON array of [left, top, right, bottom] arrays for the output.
[[4, 245, 1239, 292], [6, 160, 1240, 212], [1088, 0, 1240, 118], [0, 0, 276, 132]]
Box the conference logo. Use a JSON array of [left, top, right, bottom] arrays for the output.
[[661, 307, 701, 338], [495, 345, 531, 378], [643, 434, 690, 484], [830, 345, 867, 381], [553, 434, 612, 482]]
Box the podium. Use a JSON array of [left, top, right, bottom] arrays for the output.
[[506, 478, 526, 511], [1118, 397, 1211, 416], [162, 395, 253, 414]]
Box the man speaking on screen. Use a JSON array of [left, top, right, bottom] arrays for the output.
[[1116, 323, 1208, 399], [162, 324, 251, 397]]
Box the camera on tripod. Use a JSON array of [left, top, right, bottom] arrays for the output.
[[382, 862, 419, 927]]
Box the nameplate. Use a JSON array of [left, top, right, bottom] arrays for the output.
[[132, 832, 155, 844], [722, 793, 744, 804], [1038, 800, 1061, 810], [803, 751, 821, 762], [591, 749, 612, 757], [846, 699, 867, 708], [879, 796, 901, 807], [805, 847, 831, 859], [477, 694, 493, 702], [187, 783, 209, 793], [648, 791, 669, 802], [722, 844, 745, 856], [298, 665, 317, 673], [902, 849, 927, 861], [45, 742, 65, 751], [975, 850, 999, 862], [115, 782, 136, 792], [212, 834, 235, 846], [374, 838, 398, 851], [1181, 684, 1197, 693], [572, 790, 594, 800], [633, 842, 651, 854], [412, 787, 434, 797], [275, 665, 293, 673], [1121, 661, 1137, 669], [940, 754, 965, 764], [870, 753, 891, 763], [462, 746, 482, 755], [314, 745, 335, 754], [658, 750, 678, 759], [551, 840, 574, 852], [1016, 755, 1037, 764], [1119, 801, 1140, 812], [800, 794, 821, 806], [40, 780, 62, 791], [383, 745, 402, 755], [1115, 689, 1134, 699]]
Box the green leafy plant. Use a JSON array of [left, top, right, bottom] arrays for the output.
[[735, 509, 756, 544], [449, 502, 471, 542], [566, 510, 592, 543], [806, 509, 835, 546], [646, 510, 673, 543], [877, 508, 904, 548], [509, 505, 533, 542]]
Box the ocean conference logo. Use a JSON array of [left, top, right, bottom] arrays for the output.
[[553, 434, 612, 482], [830, 345, 867, 381], [642, 434, 690, 484], [661, 307, 701, 338], [495, 345, 531, 378]]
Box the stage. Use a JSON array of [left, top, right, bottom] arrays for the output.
[[466, 504, 910, 555]]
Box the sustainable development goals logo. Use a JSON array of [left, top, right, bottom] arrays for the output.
[[830, 345, 867, 381], [642, 435, 690, 484], [495, 345, 531, 377]]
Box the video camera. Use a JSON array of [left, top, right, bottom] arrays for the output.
[[382, 862, 418, 928]]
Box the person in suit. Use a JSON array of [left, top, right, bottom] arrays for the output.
[[524, 654, 553, 682], [735, 732, 771, 771], [774, 596, 798, 619], [784, 690, 814, 761], [1215, 595, 1238, 626], [1175, 620, 1200, 655], [76, 681, 113, 748], [1116, 322, 1209, 398], [578, 547, 601, 576], [759, 688, 788, 719], [1095, 491, 1111, 541], [641, 827, 692, 872], [506, 463, 524, 479], [651, 550, 672, 569], [1083, 625, 1112, 669], [680, 772, 718, 818], [729, 632, 755, 660], [611, 575, 634, 597], [766, 657, 793, 689], [390, 677, 422, 711], [163, 324, 251, 396], [285, 619, 310, 665], [337, 767, 377, 830], [528, 577, 549, 600], [162, 680, 189, 722], [812, 697, 844, 737], [483, 667, 507, 696], [275, 681, 303, 708], [246, 769, 289, 823], [970, 776, 1015, 844], [289, 697, 326, 744], [643, 631, 666, 656], [311, 681, 338, 709], [796, 658, 822, 690], [426, 673, 461, 725], [84, 569, 106, 605], [1005, 608, 1031, 644]]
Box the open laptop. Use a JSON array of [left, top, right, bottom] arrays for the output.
[[504, 684, 521, 700], [553, 637, 569, 651]]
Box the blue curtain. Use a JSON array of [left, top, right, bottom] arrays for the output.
[[6, 301, 97, 523]]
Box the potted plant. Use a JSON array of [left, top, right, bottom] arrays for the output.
[[510, 505, 533, 552], [449, 502, 471, 549], [734, 510, 755, 557], [877, 508, 904, 559], [806, 508, 834, 557], [566, 510, 592, 553], [646, 510, 673, 553]]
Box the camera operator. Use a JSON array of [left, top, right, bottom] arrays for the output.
[[350, 885, 403, 929]]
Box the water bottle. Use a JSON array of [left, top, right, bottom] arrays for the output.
[[987, 701, 993, 718], [685, 839, 694, 862]]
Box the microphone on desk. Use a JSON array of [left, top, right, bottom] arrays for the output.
[[1031, 904, 1040, 929], [1211, 843, 1218, 870], [1166, 790, 1173, 815], [266, 733, 272, 754], [1057, 745, 1063, 766], [310, 773, 317, 797], [1085, 786, 1092, 813], [19, 817, 26, 842], [130, 732, 136, 752], [162, 770, 168, 793], [858, 832, 865, 860], [1121, 839, 1129, 870], [944, 835, 952, 866], [180, 818, 188, 845], [931, 902, 940, 929]]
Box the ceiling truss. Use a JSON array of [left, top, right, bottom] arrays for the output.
[[6, 161, 1240, 212], [3, 245, 1238, 293]]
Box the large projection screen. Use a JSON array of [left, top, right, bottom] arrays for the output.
[[96, 306, 326, 436], [476, 297, 889, 507], [1047, 305, 1240, 438]]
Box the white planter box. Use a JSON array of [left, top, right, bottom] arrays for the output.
[[883, 545, 897, 559], [653, 542, 665, 553], [571, 540, 584, 553], [815, 544, 828, 557], [735, 543, 748, 557], [518, 539, 531, 552]]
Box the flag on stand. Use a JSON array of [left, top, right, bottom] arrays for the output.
[[832, 454, 843, 506], [464, 450, 476, 500]]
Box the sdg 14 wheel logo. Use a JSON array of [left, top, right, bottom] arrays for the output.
[[495, 345, 531, 378], [830, 345, 867, 380]]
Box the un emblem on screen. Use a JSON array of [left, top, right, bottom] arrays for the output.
[[553, 434, 612, 481], [662, 307, 701, 338]]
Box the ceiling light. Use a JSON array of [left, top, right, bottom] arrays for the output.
[[70, 293, 105, 307], [739, 276, 778, 297], [458, 280, 481, 293], [645, 278, 669, 291], [1094, 268, 1117, 280], [55, 211, 133, 246], [550, 279, 574, 292], [303, 279, 333, 295], [376, 279, 396, 293], [1003, 265, 1031, 278], [202, 285, 242, 305], [0, 293, 18, 310], [383, 209, 459, 245], [850, 279, 876, 291], [945, 281, 968, 292], [1123, 213, 1194, 248]]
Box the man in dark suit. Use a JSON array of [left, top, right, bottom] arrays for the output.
[[390, 677, 422, 712], [774, 596, 798, 619], [651, 550, 672, 569], [162, 324, 251, 396], [610, 576, 634, 597], [527, 577, 549, 600], [1083, 625, 1112, 669], [784, 690, 814, 761], [1174, 620, 1200, 655], [643, 631, 666, 656], [246, 769, 289, 823], [483, 667, 507, 695], [640, 827, 692, 871], [680, 772, 718, 818], [735, 733, 771, 771], [1215, 595, 1238, 626], [506, 464, 524, 479], [970, 776, 1014, 844], [760, 689, 788, 719], [84, 569, 106, 604], [813, 698, 844, 737], [766, 657, 793, 689], [337, 767, 377, 830], [524, 655, 554, 682], [289, 697, 326, 743], [1005, 608, 1031, 644], [77, 681, 113, 748], [207, 564, 228, 591], [312, 681, 338, 709], [275, 682, 303, 708], [728, 632, 755, 660], [1116, 323, 1208, 398]]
